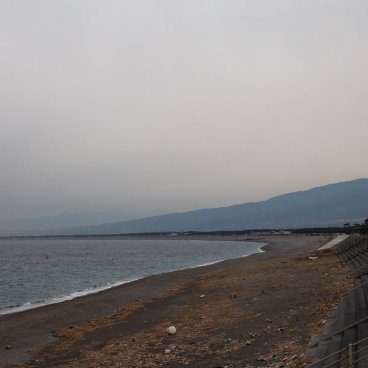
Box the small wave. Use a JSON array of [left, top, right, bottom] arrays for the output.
[[189, 245, 265, 268], [0, 278, 140, 316]]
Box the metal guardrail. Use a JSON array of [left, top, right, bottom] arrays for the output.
[[307, 336, 368, 368]]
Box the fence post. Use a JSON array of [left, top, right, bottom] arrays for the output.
[[349, 343, 353, 368]]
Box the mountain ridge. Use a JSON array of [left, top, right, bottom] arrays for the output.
[[36, 178, 368, 236]]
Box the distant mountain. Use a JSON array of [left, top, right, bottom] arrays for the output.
[[36, 178, 368, 236], [0, 209, 158, 236]]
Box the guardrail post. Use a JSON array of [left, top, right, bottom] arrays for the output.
[[349, 343, 353, 368]]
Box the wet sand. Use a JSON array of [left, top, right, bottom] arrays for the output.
[[0, 234, 351, 368]]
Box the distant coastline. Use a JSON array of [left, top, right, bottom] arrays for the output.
[[2, 178, 367, 238]]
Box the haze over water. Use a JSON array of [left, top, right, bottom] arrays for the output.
[[1, 1, 368, 229]]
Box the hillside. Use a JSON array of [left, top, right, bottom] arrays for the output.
[[40, 178, 368, 236]]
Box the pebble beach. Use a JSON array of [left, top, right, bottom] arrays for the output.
[[0, 234, 351, 368]]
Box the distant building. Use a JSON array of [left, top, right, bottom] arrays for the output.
[[272, 230, 292, 235]]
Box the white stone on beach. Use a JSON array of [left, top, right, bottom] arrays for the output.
[[167, 326, 176, 335]]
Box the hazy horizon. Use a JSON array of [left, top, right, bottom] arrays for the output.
[[1, 1, 368, 225]]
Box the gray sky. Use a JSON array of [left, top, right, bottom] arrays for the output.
[[1, 0, 368, 221]]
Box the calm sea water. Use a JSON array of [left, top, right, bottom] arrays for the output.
[[0, 238, 264, 315]]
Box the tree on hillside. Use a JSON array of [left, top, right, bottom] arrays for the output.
[[361, 219, 368, 234], [344, 223, 351, 234]]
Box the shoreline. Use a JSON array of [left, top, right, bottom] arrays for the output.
[[0, 234, 340, 368], [0, 239, 266, 317]]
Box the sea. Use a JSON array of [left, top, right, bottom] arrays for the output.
[[0, 237, 265, 316]]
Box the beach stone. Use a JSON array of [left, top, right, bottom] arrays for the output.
[[167, 326, 176, 335]]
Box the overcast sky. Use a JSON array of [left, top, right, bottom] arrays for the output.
[[1, 0, 368, 221]]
